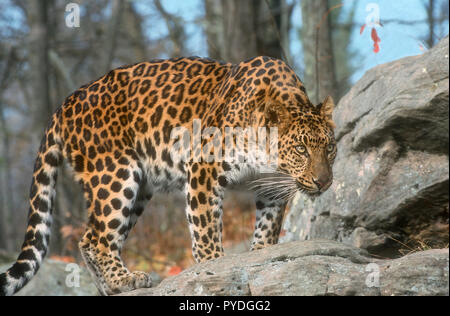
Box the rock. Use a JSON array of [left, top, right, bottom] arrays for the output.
[[0, 250, 15, 263], [379, 249, 449, 296], [282, 36, 449, 257], [0, 259, 98, 296], [117, 240, 449, 296]]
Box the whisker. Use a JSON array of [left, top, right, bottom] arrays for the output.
[[250, 178, 295, 185], [255, 183, 297, 201], [251, 175, 292, 180], [250, 181, 293, 186], [253, 184, 293, 190], [249, 179, 293, 185], [252, 184, 294, 193], [247, 171, 299, 202]]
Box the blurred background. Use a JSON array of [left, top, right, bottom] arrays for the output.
[[0, 0, 448, 278]]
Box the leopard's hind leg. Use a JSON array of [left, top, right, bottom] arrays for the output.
[[79, 228, 109, 295], [78, 156, 152, 295]]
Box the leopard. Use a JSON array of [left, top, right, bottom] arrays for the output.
[[0, 56, 336, 296]]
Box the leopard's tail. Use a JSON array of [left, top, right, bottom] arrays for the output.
[[0, 114, 63, 296]]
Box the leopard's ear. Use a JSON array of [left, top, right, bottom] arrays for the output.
[[318, 96, 335, 129], [264, 102, 292, 134]]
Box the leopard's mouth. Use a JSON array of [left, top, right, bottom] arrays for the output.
[[296, 181, 322, 196]]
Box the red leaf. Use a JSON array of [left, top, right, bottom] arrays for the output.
[[168, 266, 182, 276], [360, 24, 366, 35], [49, 255, 76, 263], [371, 28, 380, 43], [370, 28, 381, 53], [373, 42, 380, 53]]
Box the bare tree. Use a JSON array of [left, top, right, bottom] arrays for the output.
[[122, 1, 148, 62], [154, 0, 187, 57], [210, 0, 287, 64], [204, 0, 225, 60], [256, 0, 284, 60], [330, 0, 358, 100], [424, 0, 436, 48], [300, 0, 338, 104], [0, 0, 155, 257], [422, 0, 449, 48], [26, 0, 84, 255], [0, 47, 18, 251], [27, 0, 52, 133], [279, 0, 294, 65], [221, 0, 259, 63], [102, 0, 125, 72], [26, 0, 67, 254]]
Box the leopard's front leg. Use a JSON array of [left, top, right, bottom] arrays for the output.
[[251, 198, 287, 250], [185, 162, 228, 263]]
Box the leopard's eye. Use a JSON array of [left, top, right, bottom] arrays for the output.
[[296, 145, 307, 155], [327, 144, 335, 152]]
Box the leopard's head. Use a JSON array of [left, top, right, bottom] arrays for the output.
[[264, 95, 337, 196]]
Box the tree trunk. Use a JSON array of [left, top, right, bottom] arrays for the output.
[[0, 48, 17, 251], [154, 0, 186, 57], [221, 0, 258, 63], [255, 0, 283, 60], [102, 0, 125, 72], [27, 0, 70, 255], [122, 1, 148, 62], [300, 0, 338, 104], [50, 49, 85, 257], [280, 0, 294, 65], [424, 0, 436, 48], [330, 0, 357, 101], [27, 0, 52, 133], [220, 0, 285, 64], [204, 0, 225, 60]]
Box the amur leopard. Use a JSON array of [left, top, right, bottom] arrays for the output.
[[0, 56, 336, 296]]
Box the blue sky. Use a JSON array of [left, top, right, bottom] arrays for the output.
[[342, 0, 448, 81], [148, 0, 448, 84]]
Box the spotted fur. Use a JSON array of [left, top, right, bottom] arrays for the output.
[[0, 56, 336, 296]]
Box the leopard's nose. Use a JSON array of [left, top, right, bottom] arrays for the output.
[[312, 175, 332, 191]]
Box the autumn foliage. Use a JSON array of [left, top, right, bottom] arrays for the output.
[[360, 23, 381, 53]]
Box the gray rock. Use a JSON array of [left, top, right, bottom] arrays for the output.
[[117, 240, 449, 296], [0, 259, 98, 296], [379, 249, 449, 296], [282, 37, 449, 256]]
